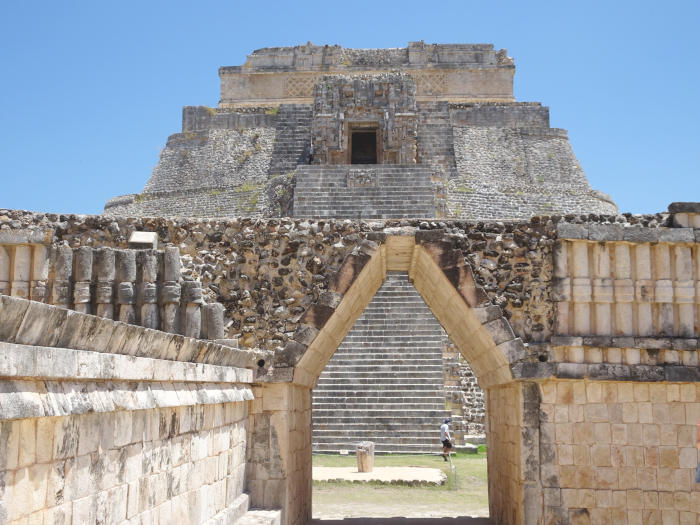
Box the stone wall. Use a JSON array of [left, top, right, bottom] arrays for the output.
[[449, 126, 617, 220], [554, 223, 700, 339], [2, 208, 699, 524], [486, 382, 527, 524], [105, 128, 275, 218], [0, 295, 264, 524], [0, 210, 559, 349], [219, 42, 515, 106], [247, 383, 311, 525], [539, 379, 700, 524]]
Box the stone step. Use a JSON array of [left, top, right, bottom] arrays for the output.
[[313, 272, 449, 454], [312, 402, 445, 411], [313, 429, 445, 439], [234, 509, 282, 525], [314, 412, 448, 422], [314, 434, 440, 442], [313, 443, 445, 454], [312, 390, 445, 398], [318, 374, 442, 384]]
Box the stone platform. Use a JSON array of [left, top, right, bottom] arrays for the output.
[[313, 466, 447, 486]]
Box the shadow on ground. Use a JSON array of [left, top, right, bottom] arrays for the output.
[[311, 518, 490, 525]]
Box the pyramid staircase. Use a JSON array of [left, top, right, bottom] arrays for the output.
[[312, 272, 451, 454], [293, 165, 435, 219], [416, 101, 458, 178], [268, 104, 313, 176]]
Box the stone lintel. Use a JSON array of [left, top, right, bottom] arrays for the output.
[[0, 228, 54, 245], [556, 223, 695, 243]]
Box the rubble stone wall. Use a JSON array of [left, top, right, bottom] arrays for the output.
[[0, 211, 559, 348], [449, 127, 617, 220]]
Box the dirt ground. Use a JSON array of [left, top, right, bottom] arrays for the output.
[[311, 452, 489, 521]]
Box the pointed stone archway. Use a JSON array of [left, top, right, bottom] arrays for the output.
[[248, 232, 541, 525]]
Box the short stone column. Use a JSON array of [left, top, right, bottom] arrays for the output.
[[116, 250, 137, 324], [162, 247, 181, 334], [51, 245, 73, 308], [202, 302, 225, 340], [592, 244, 612, 336], [0, 246, 10, 295], [94, 247, 116, 319], [634, 245, 653, 336], [570, 242, 591, 335], [29, 245, 50, 302], [613, 244, 633, 336], [73, 247, 93, 314], [181, 281, 203, 338], [138, 250, 160, 329], [553, 242, 570, 334], [674, 245, 695, 337], [10, 245, 31, 299], [654, 244, 674, 336], [356, 441, 374, 473]]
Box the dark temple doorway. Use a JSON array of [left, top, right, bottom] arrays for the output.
[[351, 131, 377, 164]]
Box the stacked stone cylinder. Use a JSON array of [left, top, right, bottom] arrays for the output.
[[0, 242, 225, 340]]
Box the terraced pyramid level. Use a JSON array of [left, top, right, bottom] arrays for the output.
[[312, 272, 451, 454]]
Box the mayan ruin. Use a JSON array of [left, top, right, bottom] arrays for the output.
[[0, 42, 698, 525]]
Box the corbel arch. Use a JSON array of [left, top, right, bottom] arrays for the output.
[[286, 232, 527, 388]]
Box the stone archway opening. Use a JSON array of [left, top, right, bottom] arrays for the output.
[[294, 235, 524, 522], [248, 234, 537, 525]]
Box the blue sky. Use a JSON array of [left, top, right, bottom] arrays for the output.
[[1, 0, 698, 215]]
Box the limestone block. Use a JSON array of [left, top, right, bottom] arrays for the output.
[[0, 245, 9, 295], [164, 246, 181, 282], [199, 303, 224, 341], [30, 244, 49, 301], [128, 231, 158, 250], [11, 245, 31, 299], [15, 301, 67, 347]]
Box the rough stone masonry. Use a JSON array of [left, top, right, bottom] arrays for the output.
[[0, 42, 698, 525]]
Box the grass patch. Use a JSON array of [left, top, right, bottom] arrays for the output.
[[312, 452, 489, 519]]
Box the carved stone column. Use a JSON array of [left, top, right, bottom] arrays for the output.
[[116, 250, 137, 324], [553, 241, 570, 334], [51, 245, 73, 309], [203, 302, 225, 340], [11, 246, 31, 299], [162, 246, 181, 334], [613, 244, 633, 336], [653, 244, 674, 336], [673, 245, 694, 338], [138, 250, 160, 329], [592, 244, 612, 336], [0, 246, 10, 295], [94, 248, 116, 319], [634, 245, 653, 336], [181, 281, 203, 338], [570, 242, 591, 335], [73, 247, 93, 315]]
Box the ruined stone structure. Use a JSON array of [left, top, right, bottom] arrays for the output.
[[1, 43, 699, 525], [101, 42, 619, 454], [104, 42, 616, 221]]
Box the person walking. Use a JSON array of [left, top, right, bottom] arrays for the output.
[[440, 418, 453, 461]]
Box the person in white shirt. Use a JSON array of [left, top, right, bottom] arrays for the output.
[[440, 418, 452, 461]]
